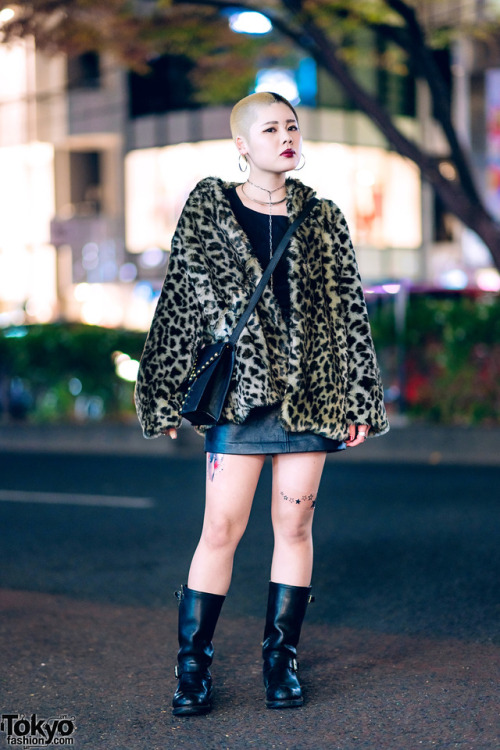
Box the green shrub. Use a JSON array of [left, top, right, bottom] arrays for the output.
[[0, 323, 146, 422], [1, 295, 500, 425], [368, 292, 500, 425]]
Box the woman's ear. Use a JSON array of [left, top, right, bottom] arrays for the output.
[[235, 135, 248, 156]]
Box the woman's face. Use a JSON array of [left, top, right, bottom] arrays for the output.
[[239, 102, 302, 175]]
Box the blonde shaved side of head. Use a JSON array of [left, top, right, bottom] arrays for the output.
[[230, 92, 299, 141]]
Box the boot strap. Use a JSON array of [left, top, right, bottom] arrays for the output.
[[264, 651, 299, 672], [175, 663, 210, 677]]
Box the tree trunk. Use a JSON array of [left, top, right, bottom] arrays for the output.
[[466, 212, 500, 270], [278, 0, 500, 268]]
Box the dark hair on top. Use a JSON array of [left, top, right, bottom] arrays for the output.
[[268, 92, 299, 123]]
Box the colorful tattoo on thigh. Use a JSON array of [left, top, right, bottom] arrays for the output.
[[280, 491, 316, 509], [208, 453, 224, 482]]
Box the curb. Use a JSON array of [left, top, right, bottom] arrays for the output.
[[0, 420, 499, 465]]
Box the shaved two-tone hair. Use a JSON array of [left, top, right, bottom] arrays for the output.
[[230, 92, 299, 141]]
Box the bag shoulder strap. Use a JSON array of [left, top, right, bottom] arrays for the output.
[[228, 197, 318, 344]]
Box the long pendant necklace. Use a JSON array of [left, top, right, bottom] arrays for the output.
[[241, 179, 287, 292]]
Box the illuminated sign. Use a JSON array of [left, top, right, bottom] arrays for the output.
[[485, 68, 500, 219], [125, 139, 421, 252]]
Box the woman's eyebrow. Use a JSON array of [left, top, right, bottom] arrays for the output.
[[261, 119, 297, 126]]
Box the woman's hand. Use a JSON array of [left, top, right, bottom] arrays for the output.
[[346, 424, 370, 447], [162, 428, 178, 440]]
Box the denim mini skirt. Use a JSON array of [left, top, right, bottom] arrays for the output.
[[204, 402, 346, 456]]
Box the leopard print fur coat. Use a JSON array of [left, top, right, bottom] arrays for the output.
[[135, 176, 389, 441]]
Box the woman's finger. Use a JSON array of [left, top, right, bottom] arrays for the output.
[[161, 428, 178, 439], [346, 424, 369, 447]]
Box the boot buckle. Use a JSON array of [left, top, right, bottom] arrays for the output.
[[291, 658, 298, 672], [174, 665, 180, 678], [174, 584, 186, 602]]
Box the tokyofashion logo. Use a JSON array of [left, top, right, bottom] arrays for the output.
[[0, 714, 76, 746]]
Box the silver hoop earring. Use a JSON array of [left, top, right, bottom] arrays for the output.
[[238, 154, 248, 173], [294, 153, 306, 171]]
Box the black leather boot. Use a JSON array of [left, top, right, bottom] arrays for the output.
[[172, 584, 225, 716], [262, 581, 313, 709]]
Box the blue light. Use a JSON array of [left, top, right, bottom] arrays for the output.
[[4, 327, 28, 338], [68, 377, 83, 396], [133, 281, 154, 301], [297, 58, 317, 106], [254, 69, 300, 105], [440, 269, 468, 290], [229, 11, 272, 35]]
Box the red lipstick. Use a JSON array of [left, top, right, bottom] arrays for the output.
[[280, 149, 295, 157]]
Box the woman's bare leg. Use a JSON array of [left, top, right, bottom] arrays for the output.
[[270, 452, 327, 586], [188, 452, 266, 595]]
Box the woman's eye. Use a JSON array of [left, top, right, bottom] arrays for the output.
[[263, 125, 298, 133]]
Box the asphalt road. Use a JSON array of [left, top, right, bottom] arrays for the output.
[[1, 450, 499, 749]]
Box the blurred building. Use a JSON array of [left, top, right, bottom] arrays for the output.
[[0, 8, 498, 330], [419, 0, 500, 293]]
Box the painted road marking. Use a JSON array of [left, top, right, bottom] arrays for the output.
[[0, 490, 154, 509]]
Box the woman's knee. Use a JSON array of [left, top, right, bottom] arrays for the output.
[[273, 485, 317, 541], [201, 515, 246, 552], [273, 514, 313, 546]]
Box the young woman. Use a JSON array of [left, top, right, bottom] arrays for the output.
[[135, 92, 389, 716]]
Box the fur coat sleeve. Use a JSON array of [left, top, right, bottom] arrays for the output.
[[134, 195, 203, 437], [328, 203, 388, 429]]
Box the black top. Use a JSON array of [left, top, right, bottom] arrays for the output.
[[226, 187, 291, 325]]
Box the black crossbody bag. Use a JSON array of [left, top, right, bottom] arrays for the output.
[[180, 198, 318, 426]]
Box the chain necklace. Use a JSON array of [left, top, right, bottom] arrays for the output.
[[241, 183, 287, 206], [246, 178, 286, 198], [241, 180, 287, 292]]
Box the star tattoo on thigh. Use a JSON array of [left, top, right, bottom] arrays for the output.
[[280, 491, 316, 509]]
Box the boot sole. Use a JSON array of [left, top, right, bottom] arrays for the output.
[[172, 703, 211, 716], [266, 697, 303, 709]]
